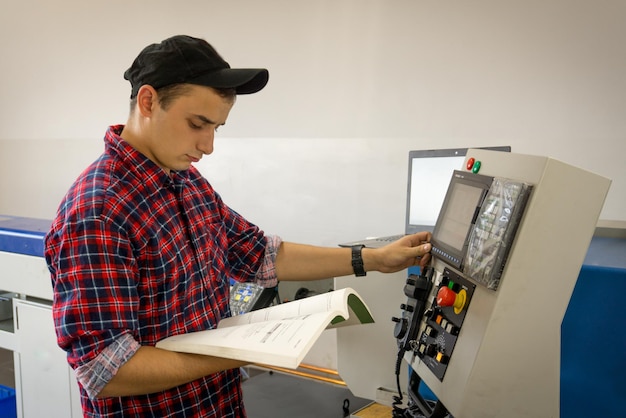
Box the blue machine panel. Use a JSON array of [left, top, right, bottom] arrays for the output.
[[561, 236, 626, 417], [0, 215, 52, 257]]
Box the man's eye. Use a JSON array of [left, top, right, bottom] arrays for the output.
[[189, 121, 202, 130]]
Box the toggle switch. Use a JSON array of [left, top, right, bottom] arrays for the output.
[[425, 325, 438, 338], [436, 287, 468, 314], [425, 344, 438, 357], [445, 322, 459, 335]]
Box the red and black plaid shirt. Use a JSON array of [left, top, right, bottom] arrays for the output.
[[45, 125, 267, 417]]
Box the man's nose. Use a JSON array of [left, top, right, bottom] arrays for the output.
[[197, 131, 215, 155]]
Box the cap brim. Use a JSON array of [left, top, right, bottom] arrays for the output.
[[191, 68, 269, 95]]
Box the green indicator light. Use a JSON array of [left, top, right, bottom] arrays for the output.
[[448, 281, 455, 289]]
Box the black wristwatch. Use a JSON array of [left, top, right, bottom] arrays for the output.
[[351, 245, 366, 277]]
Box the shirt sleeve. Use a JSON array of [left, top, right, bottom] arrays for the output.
[[46, 216, 140, 368], [254, 234, 282, 288], [74, 332, 140, 399]]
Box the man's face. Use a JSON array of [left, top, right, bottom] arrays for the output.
[[145, 85, 235, 173]]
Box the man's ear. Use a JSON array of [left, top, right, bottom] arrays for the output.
[[136, 85, 158, 117]]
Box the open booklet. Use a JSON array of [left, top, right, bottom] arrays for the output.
[[156, 287, 374, 369]]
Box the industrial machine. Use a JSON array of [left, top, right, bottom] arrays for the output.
[[0, 149, 615, 418], [336, 149, 611, 418], [0, 215, 83, 417]]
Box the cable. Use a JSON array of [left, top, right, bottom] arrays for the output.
[[391, 349, 441, 418], [392, 348, 411, 418]]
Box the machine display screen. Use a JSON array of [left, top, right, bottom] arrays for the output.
[[435, 182, 484, 252], [431, 171, 493, 269]]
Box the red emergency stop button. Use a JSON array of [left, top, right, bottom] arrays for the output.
[[436, 287, 468, 314], [437, 287, 457, 306]]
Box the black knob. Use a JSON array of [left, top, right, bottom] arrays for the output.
[[393, 317, 408, 339]]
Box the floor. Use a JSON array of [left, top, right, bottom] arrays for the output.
[[0, 353, 369, 417]]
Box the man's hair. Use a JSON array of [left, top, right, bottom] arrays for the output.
[[129, 83, 237, 113]]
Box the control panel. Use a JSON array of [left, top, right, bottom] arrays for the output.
[[229, 281, 277, 316], [414, 267, 475, 381], [385, 149, 610, 418], [392, 268, 433, 352]]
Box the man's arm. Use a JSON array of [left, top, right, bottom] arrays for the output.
[[98, 231, 432, 398], [97, 346, 247, 398], [275, 231, 432, 281]]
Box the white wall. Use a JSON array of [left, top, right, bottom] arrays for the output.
[[2, 0, 624, 276], [1, 0, 623, 378]]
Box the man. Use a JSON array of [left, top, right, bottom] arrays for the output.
[[45, 35, 432, 417]]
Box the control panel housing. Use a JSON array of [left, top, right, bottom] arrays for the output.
[[398, 150, 610, 417]]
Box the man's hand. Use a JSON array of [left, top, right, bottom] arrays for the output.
[[365, 231, 432, 273]]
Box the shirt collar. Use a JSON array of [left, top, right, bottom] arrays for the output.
[[104, 125, 190, 188]]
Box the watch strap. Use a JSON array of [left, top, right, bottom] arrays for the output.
[[351, 245, 366, 277]]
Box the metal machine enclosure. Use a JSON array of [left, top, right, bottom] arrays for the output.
[[336, 150, 610, 418]]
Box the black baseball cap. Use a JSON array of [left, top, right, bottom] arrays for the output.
[[124, 35, 269, 98]]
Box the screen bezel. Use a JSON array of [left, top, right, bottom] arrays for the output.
[[430, 170, 494, 270]]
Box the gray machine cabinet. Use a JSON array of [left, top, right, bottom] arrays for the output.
[[336, 150, 611, 418], [13, 299, 82, 418]]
